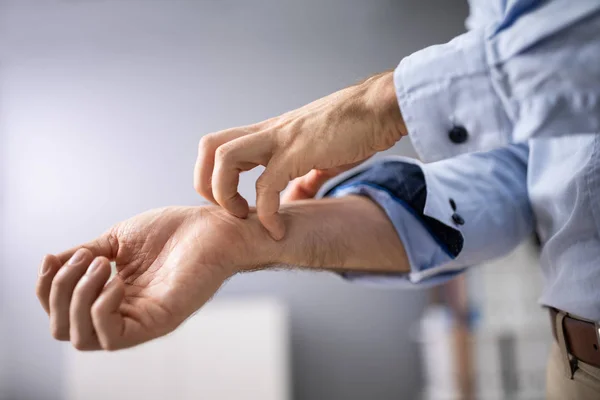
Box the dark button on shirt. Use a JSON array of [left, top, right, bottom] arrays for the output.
[[449, 198, 457, 211], [448, 126, 468, 144], [452, 213, 465, 226], [324, 161, 464, 257]]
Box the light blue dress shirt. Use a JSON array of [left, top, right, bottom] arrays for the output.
[[322, 0, 600, 321]]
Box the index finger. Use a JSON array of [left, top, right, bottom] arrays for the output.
[[212, 134, 274, 218], [194, 127, 255, 204]]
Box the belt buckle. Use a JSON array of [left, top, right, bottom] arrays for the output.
[[596, 321, 600, 349]]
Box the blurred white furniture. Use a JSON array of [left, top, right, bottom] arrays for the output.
[[64, 298, 290, 400]]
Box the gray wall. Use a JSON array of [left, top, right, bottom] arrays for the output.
[[0, 1, 468, 399]]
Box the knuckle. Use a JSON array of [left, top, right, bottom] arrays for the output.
[[105, 231, 120, 257], [91, 302, 104, 319], [257, 172, 286, 194], [215, 143, 234, 163], [78, 248, 93, 259], [40, 255, 52, 271], [51, 325, 69, 341], [198, 134, 214, 153], [255, 174, 271, 191], [72, 281, 88, 297], [71, 336, 91, 351], [255, 182, 268, 195], [52, 271, 71, 290], [101, 338, 120, 352], [35, 284, 44, 301], [257, 208, 275, 219]]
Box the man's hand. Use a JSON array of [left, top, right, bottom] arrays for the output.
[[36, 197, 409, 351], [35, 207, 255, 351], [194, 71, 406, 239]]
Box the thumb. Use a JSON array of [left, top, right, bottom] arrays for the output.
[[282, 160, 366, 203], [282, 169, 334, 203]]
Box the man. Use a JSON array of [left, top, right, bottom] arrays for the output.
[[37, 0, 600, 398]]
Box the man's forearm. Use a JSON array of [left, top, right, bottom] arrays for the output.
[[36, 196, 409, 351], [237, 196, 410, 275]]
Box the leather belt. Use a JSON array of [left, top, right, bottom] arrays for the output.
[[550, 307, 600, 368]]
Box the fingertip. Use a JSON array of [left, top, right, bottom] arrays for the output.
[[224, 194, 250, 219], [39, 254, 60, 276], [201, 192, 218, 206], [263, 214, 286, 241], [270, 228, 285, 241], [194, 173, 217, 204], [105, 276, 123, 290], [237, 197, 250, 219], [78, 248, 94, 261], [92, 277, 126, 351], [86, 256, 111, 277], [201, 191, 217, 204], [98, 255, 110, 263], [94, 277, 125, 313], [104, 277, 126, 300], [37, 254, 62, 314], [56, 234, 115, 265]]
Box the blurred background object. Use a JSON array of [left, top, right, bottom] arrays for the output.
[[470, 238, 550, 400], [418, 239, 549, 400], [0, 1, 547, 400], [65, 298, 290, 400]]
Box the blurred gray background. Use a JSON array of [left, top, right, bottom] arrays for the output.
[[0, 1, 467, 399]]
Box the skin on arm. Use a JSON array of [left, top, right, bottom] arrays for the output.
[[254, 196, 409, 275], [35, 196, 408, 351]]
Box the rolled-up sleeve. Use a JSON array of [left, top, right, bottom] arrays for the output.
[[397, 0, 600, 162], [319, 143, 533, 288]]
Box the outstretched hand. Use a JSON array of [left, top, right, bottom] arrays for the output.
[[35, 206, 254, 351]]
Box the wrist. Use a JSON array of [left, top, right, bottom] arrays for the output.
[[361, 71, 407, 144], [201, 206, 274, 275]]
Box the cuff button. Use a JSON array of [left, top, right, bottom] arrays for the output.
[[452, 213, 465, 226], [449, 198, 457, 211], [449, 126, 468, 144]]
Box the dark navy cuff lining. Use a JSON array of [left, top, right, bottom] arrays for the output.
[[330, 181, 462, 259]]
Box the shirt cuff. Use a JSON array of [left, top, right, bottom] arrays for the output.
[[318, 158, 465, 288], [395, 29, 512, 162]]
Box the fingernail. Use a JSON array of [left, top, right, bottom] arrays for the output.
[[68, 249, 87, 265], [105, 277, 120, 289], [39, 256, 51, 275], [86, 259, 102, 275]]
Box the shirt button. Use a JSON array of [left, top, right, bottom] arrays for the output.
[[448, 126, 468, 144], [452, 213, 465, 226], [449, 198, 457, 211]]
